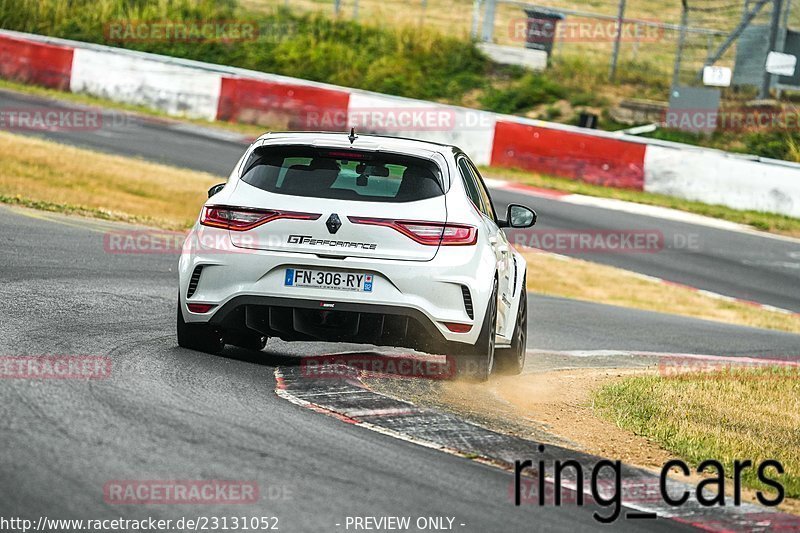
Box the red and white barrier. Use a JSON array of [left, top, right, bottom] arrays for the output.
[[70, 48, 223, 120], [491, 119, 646, 189], [216, 76, 350, 129], [0, 33, 74, 90], [1, 29, 799, 217], [644, 144, 800, 216]]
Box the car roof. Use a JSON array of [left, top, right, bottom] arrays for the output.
[[254, 131, 462, 158]]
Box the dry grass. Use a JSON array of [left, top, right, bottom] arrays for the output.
[[0, 131, 220, 230], [595, 368, 800, 499], [523, 250, 800, 334]]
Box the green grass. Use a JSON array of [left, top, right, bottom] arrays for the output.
[[0, 0, 488, 102], [483, 166, 800, 237], [6, 0, 800, 163], [479, 71, 568, 115], [0, 0, 705, 116], [594, 368, 800, 499]]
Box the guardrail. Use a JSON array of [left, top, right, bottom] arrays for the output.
[[1, 28, 799, 218]]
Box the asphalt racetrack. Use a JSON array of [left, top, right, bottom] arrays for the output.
[[2, 89, 800, 531], [0, 205, 708, 532]]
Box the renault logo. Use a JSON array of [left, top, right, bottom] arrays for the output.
[[326, 213, 342, 234]]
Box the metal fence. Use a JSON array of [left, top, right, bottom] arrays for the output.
[[482, 1, 732, 83], [672, 0, 791, 96], [260, 0, 799, 93], [480, 0, 796, 93]]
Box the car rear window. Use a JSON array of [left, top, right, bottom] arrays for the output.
[[240, 147, 444, 202]]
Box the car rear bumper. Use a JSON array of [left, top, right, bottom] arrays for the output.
[[205, 294, 451, 352], [178, 226, 495, 346]]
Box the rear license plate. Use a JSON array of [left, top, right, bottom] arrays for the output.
[[284, 268, 374, 292]]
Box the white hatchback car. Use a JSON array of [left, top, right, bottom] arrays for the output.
[[177, 132, 536, 380]]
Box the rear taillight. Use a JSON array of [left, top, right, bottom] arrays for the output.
[[348, 217, 477, 246], [187, 303, 216, 314], [201, 206, 320, 231], [443, 322, 472, 333]]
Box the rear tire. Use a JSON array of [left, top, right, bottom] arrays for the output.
[[176, 300, 224, 354], [495, 275, 527, 375], [447, 280, 497, 382]]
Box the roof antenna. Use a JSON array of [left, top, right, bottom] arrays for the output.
[[348, 127, 357, 145]]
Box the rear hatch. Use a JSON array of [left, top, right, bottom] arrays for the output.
[[216, 145, 455, 261]]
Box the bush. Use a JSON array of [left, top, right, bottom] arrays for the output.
[[742, 131, 798, 161], [479, 72, 566, 114], [0, 0, 488, 101]]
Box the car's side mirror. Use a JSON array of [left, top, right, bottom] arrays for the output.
[[208, 183, 226, 198], [501, 204, 537, 228]]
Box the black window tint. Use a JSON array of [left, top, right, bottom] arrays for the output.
[[468, 161, 497, 221], [457, 158, 484, 211], [241, 147, 443, 203]]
